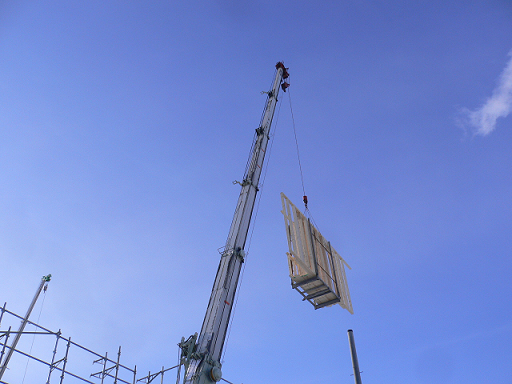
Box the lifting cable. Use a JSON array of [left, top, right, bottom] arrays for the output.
[[287, 88, 309, 212], [287, 87, 322, 232]]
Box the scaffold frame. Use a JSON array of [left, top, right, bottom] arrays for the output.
[[0, 303, 147, 384]]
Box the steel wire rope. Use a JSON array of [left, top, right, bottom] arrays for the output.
[[21, 285, 48, 384], [286, 91, 344, 306], [286, 89, 322, 231], [220, 95, 283, 364], [287, 89, 306, 201]]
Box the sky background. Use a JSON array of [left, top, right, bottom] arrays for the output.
[[1, 1, 512, 383]]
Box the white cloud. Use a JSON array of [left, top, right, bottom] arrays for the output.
[[461, 51, 512, 136]]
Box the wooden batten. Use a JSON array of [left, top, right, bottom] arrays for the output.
[[281, 193, 353, 314]]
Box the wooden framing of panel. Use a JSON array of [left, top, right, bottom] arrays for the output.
[[281, 193, 353, 313]]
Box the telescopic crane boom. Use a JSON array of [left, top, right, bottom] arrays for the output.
[[180, 62, 289, 384], [0, 274, 51, 380]]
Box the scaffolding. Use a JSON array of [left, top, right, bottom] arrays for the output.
[[0, 303, 178, 384]]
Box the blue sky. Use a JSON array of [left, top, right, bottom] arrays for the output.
[[1, 1, 512, 383]]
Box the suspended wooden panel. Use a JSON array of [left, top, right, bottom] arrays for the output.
[[280, 193, 353, 313]]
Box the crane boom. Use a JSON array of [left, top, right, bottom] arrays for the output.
[[181, 62, 289, 384], [0, 274, 51, 380]]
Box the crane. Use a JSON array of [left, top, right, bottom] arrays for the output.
[[178, 62, 289, 384], [0, 274, 51, 379]]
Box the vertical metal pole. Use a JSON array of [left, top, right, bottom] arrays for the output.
[[347, 329, 362, 384], [0, 326, 11, 367], [0, 302, 7, 327], [132, 365, 137, 384], [59, 337, 71, 384], [114, 346, 121, 384], [100, 352, 108, 384], [0, 274, 51, 380], [46, 330, 61, 384]]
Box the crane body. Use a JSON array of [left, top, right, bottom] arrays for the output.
[[0, 274, 51, 380], [180, 63, 289, 384]]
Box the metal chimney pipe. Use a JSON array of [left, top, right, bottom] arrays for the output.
[[347, 329, 362, 384]]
